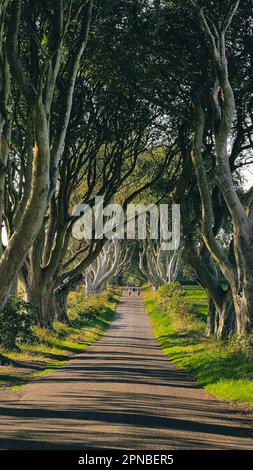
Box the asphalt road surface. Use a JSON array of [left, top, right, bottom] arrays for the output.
[[0, 294, 252, 450]]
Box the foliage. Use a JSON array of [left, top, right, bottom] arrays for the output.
[[228, 333, 253, 360], [68, 290, 109, 322], [157, 282, 196, 331], [179, 252, 196, 281], [33, 289, 118, 353], [0, 289, 120, 388], [120, 272, 144, 286], [0, 296, 35, 350], [144, 285, 253, 407]]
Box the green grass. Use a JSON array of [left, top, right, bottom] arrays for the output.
[[0, 288, 120, 391], [144, 286, 253, 409], [183, 285, 208, 320], [6, 362, 66, 390]]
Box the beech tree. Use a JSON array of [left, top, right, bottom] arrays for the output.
[[2, 0, 252, 339], [140, 0, 253, 336], [18, 93, 156, 326], [139, 239, 182, 290], [0, 0, 94, 311], [84, 240, 130, 296], [0, 1, 11, 259], [188, 0, 253, 334]]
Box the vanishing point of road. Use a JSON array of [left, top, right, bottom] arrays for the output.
[[0, 294, 252, 450]]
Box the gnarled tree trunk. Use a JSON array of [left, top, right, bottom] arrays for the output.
[[27, 280, 56, 329], [55, 291, 71, 326], [206, 290, 236, 339]]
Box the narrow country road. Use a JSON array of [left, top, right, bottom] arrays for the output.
[[0, 294, 252, 450]]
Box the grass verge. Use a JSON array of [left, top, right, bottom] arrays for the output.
[[0, 288, 120, 391], [144, 285, 253, 409]]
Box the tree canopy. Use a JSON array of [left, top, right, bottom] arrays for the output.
[[0, 0, 253, 338]]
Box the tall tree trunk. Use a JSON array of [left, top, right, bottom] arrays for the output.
[[206, 290, 236, 339], [205, 296, 217, 338], [9, 274, 18, 296], [232, 279, 253, 335], [0, 99, 50, 312], [27, 278, 56, 328], [191, 3, 253, 335], [55, 291, 71, 326]]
